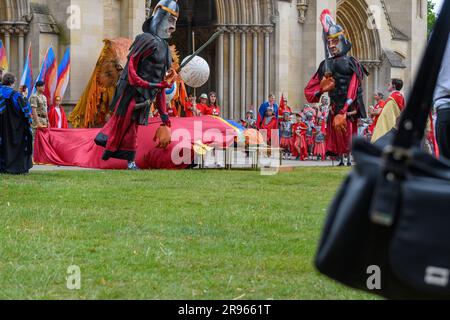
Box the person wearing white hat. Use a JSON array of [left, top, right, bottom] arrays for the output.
[[196, 93, 209, 116]]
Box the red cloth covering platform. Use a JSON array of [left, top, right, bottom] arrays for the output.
[[34, 116, 237, 170]]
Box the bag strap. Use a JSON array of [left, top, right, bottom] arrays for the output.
[[390, 0, 450, 152], [436, 94, 450, 102]]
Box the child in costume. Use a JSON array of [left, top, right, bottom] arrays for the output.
[[242, 110, 257, 129], [303, 110, 315, 159], [279, 111, 294, 159], [292, 114, 308, 161], [313, 114, 326, 161]]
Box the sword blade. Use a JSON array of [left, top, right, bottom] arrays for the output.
[[179, 30, 224, 70]]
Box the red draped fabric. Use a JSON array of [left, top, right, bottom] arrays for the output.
[[34, 116, 236, 169]]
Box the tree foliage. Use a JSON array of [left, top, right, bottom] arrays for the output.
[[428, 0, 437, 36]]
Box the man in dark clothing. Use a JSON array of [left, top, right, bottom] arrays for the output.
[[433, 35, 450, 159], [0, 72, 33, 174]]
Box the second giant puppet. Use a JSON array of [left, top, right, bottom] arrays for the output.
[[95, 0, 179, 170], [304, 9, 367, 166]]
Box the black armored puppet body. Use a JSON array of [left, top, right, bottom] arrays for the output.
[[304, 9, 368, 166], [95, 0, 179, 170]]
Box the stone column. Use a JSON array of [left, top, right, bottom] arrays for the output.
[[240, 27, 247, 119], [374, 64, 379, 95], [252, 27, 259, 114], [228, 27, 236, 119], [4, 28, 11, 71], [18, 29, 25, 78], [263, 27, 272, 100], [216, 27, 225, 115]]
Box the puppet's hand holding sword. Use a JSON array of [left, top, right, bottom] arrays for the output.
[[320, 72, 336, 93]]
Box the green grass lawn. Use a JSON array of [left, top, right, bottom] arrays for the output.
[[0, 168, 375, 300]]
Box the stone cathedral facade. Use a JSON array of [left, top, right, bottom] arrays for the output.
[[1, 0, 427, 118]]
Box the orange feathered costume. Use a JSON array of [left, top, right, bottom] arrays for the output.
[[69, 38, 132, 128], [69, 39, 187, 128]]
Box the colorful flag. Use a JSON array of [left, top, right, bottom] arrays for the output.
[[0, 40, 8, 71], [20, 43, 33, 99], [33, 47, 58, 105], [279, 94, 286, 110], [55, 48, 70, 100]]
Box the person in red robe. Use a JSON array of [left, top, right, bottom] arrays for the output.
[[205, 91, 221, 166], [278, 95, 292, 124], [184, 94, 197, 117], [371, 79, 406, 143], [94, 1, 178, 170], [208, 91, 221, 116], [292, 114, 308, 161], [386, 79, 406, 112], [48, 96, 69, 129], [196, 93, 210, 116], [368, 92, 386, 134], [304, 9, 367, 166]]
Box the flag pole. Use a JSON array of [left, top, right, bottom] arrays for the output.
[[192, 31, 196, 101]]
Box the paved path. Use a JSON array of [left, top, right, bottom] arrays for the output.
[[31, 165, 97, 171], [30, 146, 349, 171], [31, 158, 340, 172]]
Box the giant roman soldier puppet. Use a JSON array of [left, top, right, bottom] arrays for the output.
[[95, 0, 179, 170], [304, 10, 368, 166]]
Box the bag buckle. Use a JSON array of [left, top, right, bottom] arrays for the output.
[[382, 145, 413, 178], [369, 145, 408, 227], [382, 145, 413, 163], [371, 211, 394, 226]]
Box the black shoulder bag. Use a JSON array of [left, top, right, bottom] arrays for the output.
[[315, 0, 450, 299]]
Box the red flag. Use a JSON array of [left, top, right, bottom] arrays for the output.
[[279, 94, 286, 117]]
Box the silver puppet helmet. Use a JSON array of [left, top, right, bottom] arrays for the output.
[[142, 0, 179, 39], [320, 9, 352, 57]]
